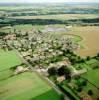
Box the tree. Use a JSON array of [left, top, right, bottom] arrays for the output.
[[58, 66, 66, 76], [86, 56, 91, 61], [97, 97, 99, 100], [60, 94, 65, 100], [97, 53, 99, 57], [58, 66, 71, 78], [82, 80, 87, 86], [48, 67, 57, 76], [88, 90, 93, 95], [77, 87, 83, 92]]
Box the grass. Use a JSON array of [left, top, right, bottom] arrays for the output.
[[0, 24, 44, 34], [71, 76, 99, 100], [0, 50, 22, 71], [0, 50, 60, 100], [0, 69, 13, 81], [82, 68, 99, 88], [74, 63, 91, 70], [61, 84, 80, 100], [82, 82, 99, 100], [0, 72, 61, 100], [86, 59, 97, 65]]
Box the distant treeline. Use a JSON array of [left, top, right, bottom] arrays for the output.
[[0, 18, 99, 27], [1, 8, 99, 16]]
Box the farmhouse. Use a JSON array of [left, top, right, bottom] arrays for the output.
[[14, 66, 29, 75], [57, 76, 65, 83]]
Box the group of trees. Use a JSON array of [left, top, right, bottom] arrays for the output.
[[48, 65, 71, 79], [0, 17, 99, 27]]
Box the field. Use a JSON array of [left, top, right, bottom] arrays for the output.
[[80, 69, 99, 100], [65, 26, 99, 57], [77, 79, 99, 100], [83, 69, 99, 88], [0, 50, 60, 100], [0, 72, 60, 100], [9, 14, 99, 20], [0, 24, 44, 33], [0, 50, 22, 71]]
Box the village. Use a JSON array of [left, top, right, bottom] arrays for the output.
[[1, 25, 98, 100]]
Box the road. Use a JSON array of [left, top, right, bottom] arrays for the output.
[[10, 45, 70, 100]]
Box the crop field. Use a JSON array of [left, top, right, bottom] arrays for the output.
[[65, 26, 99, 57], [0, 50, 60, 100], [0, 50, 22, 71], [0, 72, 60, 100], [9, 14, 99, 20]]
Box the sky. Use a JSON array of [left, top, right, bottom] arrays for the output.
[[0, 0, 99, 3]]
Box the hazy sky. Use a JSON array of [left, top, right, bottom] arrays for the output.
[[0, 0, 99, 3]]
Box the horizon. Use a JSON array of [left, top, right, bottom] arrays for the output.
[[0, 0, 99, 3]]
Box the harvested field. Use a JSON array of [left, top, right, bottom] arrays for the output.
[[66, 26, 99, 57]]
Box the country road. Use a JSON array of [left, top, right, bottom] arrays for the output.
[[10, 45, 70, 100]]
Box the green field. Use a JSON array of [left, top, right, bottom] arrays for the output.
[[0, 50, 60, 100], [80, 68, 99, 100], [83, 69, 99, 88], [0, 50, 22, 71], [82, 81, 99, 100], [0, 72, 60, 100], [0, 24, 44, 34]]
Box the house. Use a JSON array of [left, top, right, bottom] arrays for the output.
[[14, 66, 29, 75], [57, 76, 65, 83], [4, 34, 16, 40]]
